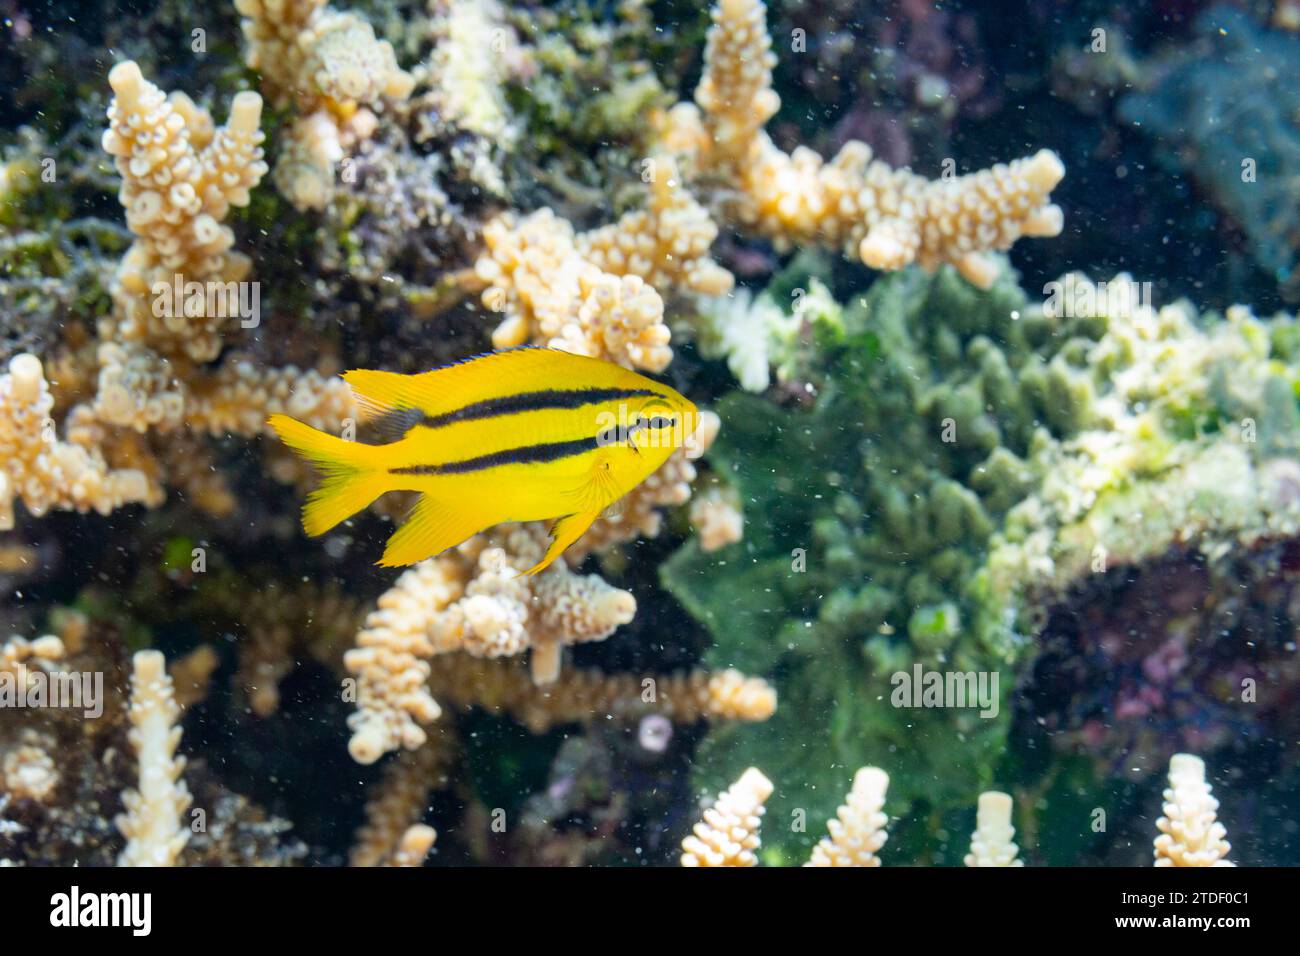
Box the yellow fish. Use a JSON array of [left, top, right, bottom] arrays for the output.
[[268, 348, 699, 574]]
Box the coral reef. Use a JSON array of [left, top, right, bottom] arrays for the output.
[[235, 0, 415, 210], [8, 0, 1293, 872], [344, 523, 774, 763], [659, 0, 1065, 289], [665, 263, 1300, 860]]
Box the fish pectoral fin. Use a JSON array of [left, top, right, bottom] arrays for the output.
[[521, 509, 600, 576], [379, 494, 483, 568]]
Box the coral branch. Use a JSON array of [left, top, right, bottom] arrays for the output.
[[116, 650, 191, 867], [1154, 753, 1234, 867], [806, 767, 890, 867], [681, 766, 773, 866], [964, 791, 1022, 867], [667, 0, 1064, 288]]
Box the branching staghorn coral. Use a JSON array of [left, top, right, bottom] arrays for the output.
[[101, 60, 268, 367], [343, 529, 630, 763], [0, 631, 66, 695], [476, 157, 733, 372], [965, 791, 1022, 867], [680, 766, 772, 867], [350, 728, 455, 866], [390, 824, 437, 866], [424, 654, 776, 734], [689, 484, 745, 553], [344, 520, 773, 763], [0, 353, 159, 530], [2, 731, 60, 803], [0, 62, 360, 533], [116, 650, 191, 867], [1153, 753, 1234, 867], [235, 0, 415, 210], [680, 765, 895, 867], [807, 766, 891, 867], [662, 0, 1065, 289]]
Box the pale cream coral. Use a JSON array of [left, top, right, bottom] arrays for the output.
[[350, 731, 454, 866], [806, 766, 890, 867], [426, 0, 517, 143], [344, 555, 453, 765], [273, 110, 345, 211], [235, 0, 413, 209], [169, 645, 221, 710], [0, 353, 160, 531], [578, 156, 734, 299], [101, 61, 268, 362], [681, 766, 773, 867], [344, 525, 639, 763], [2, 733, 60, 803], [673, 0, 1064, 289], [233, 0, 330, 107], [477, 210, 675, 372], [236, 0, 411, 111], [425, 653, 776, 733], [183, 355, 356, 438], [117, 650, 192, 867], [475, 164, 734, 372], [301, 11, 414, 106], [1154, 753, 1234, 867], [390, 824, 437, 867], [964, 790, 1023, 867], [1, 633, 66, 680], [689, 485, 744, 552]]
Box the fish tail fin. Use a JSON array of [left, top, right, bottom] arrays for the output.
[[379, 493, 484, 567], [267, 414, 390, 537]]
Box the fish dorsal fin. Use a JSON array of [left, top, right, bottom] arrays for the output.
[[344, 348, 663, 419], [365, 406, 425, 442]]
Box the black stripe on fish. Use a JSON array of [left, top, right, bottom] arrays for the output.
[[419, 388, 661, 430], [390, 435, 602, 476]]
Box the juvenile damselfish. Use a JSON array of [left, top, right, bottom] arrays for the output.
[[268, 348, 699, 574]]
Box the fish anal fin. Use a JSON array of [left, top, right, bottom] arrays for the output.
[[379, 494, 483, 568], [522, 510, 600, 576]]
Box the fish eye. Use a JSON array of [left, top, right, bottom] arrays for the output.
[[638, 403, 676, 429]]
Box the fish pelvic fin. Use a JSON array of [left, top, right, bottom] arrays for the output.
[[267, 414, 390, 537], [378, 493, 484, 568], [521, 509, 601, 576]]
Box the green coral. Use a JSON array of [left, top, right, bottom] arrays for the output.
[[664, 262, 1300, 862]]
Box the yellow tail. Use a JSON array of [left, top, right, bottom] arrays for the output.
[[267, 414, 391, 537]]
